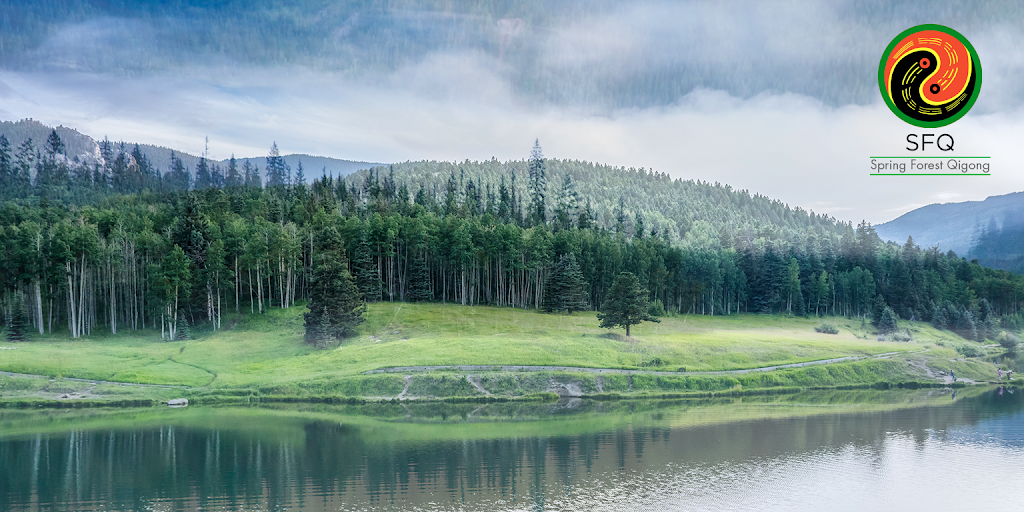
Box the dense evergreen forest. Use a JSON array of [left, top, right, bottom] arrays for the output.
[[2, 131, 1023, 344]]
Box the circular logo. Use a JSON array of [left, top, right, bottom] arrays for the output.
[[878, 24, 982, 127]]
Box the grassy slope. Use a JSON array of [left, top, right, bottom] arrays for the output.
[[0, 302, 1004, 399]]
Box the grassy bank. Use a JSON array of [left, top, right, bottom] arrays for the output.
[[0, 386, 999, 443], [0, 302, 1009, 403]]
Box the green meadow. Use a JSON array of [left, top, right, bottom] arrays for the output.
[[0, 302, 1007, 402]]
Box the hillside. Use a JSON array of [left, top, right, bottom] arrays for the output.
[[350, 159, 848, 246], [875, 191, 1024, 258]]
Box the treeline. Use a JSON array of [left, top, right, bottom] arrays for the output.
[[0, 130, 267, 204], [2, 136, 1024, 343]]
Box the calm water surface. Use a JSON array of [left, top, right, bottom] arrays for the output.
[[1, 388, 1022, 511]]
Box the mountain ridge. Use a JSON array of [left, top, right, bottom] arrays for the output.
[[875, 191, 1024, 256], [0, 118, 381, 183]]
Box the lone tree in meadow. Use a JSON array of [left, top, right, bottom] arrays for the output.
[[542, 254, 589, 314], [598, 272, 659, 337], [878, 306, 899, 334], [304, 227, 365, 348]]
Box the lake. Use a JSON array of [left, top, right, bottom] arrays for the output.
[[1, 387, 1022, 511]]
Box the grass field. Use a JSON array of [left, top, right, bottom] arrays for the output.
[[0, 302, 1008, 401]]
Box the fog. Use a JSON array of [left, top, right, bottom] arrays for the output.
[[3, 0, 1024, 223]]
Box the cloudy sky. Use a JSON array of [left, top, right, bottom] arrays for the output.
[[2, 0, 1023, 224]]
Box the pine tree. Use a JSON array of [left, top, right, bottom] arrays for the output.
[[615, 197, 626, 234], [978, 298, 998, 340], [265, 142, 290, 188], [542, 254, 589, 313], [931, 301, 948, 330], [304, 227, 364, 348], [878, 306, 898, 334], [242, 160, 261, 188], [0, 135, 12, 199], [407, 254, 431, 302], [6, 293, 30, 342], [871, 295, 887, 326], [527, 139, 546, 226], [165, 152, 191, 191], [554, 172, 579, 231], [194, 157, 213, 189], [578, 199, 594, 230], [352, 235, 382, 301], [225, 155, 242, 188], [598, 272, 659, 337], [176, 311, 192, 341], [955, 306, 978, 341], [294, 160, 306, 190]]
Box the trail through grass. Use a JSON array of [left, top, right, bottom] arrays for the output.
[[0, 302, 1002, 397]]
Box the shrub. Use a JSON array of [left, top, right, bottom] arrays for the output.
[[648, 299, 666, 318], [814, 323, 839, 334], [890, 332, 913, 342], [955, 343, 984, 358], [997, 332, 1020, 351]]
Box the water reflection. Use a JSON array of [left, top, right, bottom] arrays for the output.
[[1, 388, 1022, 511]]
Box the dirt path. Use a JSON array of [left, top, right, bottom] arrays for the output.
[[0, 370, 189, 389], [396, 375, 413, 399], [363, 356, 870, 377], [466, 375, 492, 396]]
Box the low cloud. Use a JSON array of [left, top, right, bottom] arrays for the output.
[[4, 1, 1024, 226], [3, 65, 1022, 226]]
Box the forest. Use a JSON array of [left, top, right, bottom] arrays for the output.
[[1, 132, 1023, 344]]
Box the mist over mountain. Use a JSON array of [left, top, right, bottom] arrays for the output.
[[875, 191, 1024, 262]]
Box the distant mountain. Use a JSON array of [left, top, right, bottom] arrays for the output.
[[231, 155, 378, 180], [875, 191, 1024, 256], [0, 118, 381, 183], [0, 119, 100, 163], [134, 145, 380, 183]]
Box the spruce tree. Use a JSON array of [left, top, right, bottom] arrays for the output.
[[304, 227, 364, 347], [407, 254, 431, 302], [955, 306, 978, 341], [0, 135, 12, 199], [352, 235, 382, 302], [176, 311, 192, 341], [542, 254, 589, 314], [6, 294, 30, 342], [930, 301, 948, 330], [598, 272, 659, 337], [265, 142, 290, 188], [978, 298, 998, 340], [225, 155, 242, 188], [878, 306, 899, 334], [871, 295, 887, 326], [527, 139, 546, 226]]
